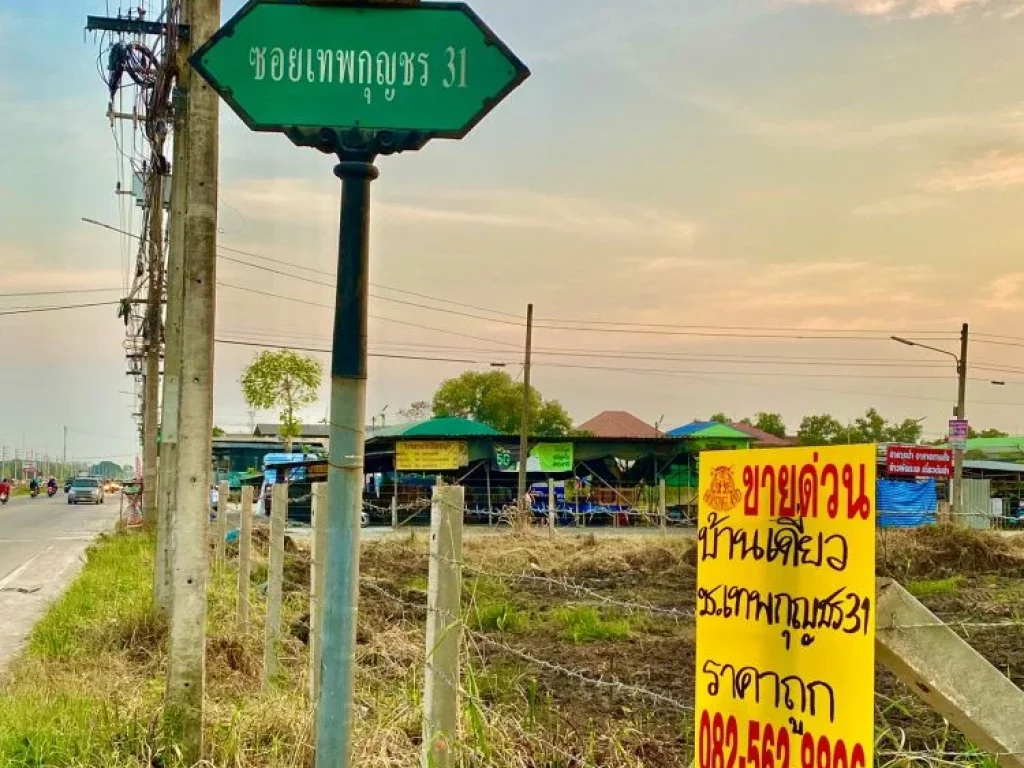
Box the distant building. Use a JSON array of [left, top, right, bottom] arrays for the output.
[[577, 410, 662, 439], [726, 421, 798, 448], [252, 423, 330, 446]]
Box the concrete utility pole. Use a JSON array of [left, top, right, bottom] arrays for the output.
[[891, 326, 970, 518], [142, 172, 165, 525], [516, 304, 534, 505], [951, 323, 969, 518], [156, 12, 193, 613], [62, 427, 67, 480], [164, 0, 220, 759]]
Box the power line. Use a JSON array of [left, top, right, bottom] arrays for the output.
[[83, 217, 1020, 344], [216, 282, 520, 348], [0, 301, 120, 317], [0, 287, 122, 298], [213, 335, 1024, 407]]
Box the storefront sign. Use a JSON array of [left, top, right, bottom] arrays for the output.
[[395, 440, 468, 471], [885, 444, 953, 478], [494, 442, 573, 473], [948, 419, 969, 451], [696, 445, 876, 768]]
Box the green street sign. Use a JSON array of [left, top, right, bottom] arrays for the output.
[[191, 0, 530, 141]]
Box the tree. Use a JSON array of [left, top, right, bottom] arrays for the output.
[[797, 414, 848, 446], [240, 350, 323, 451], [709, 412, 730, 424], [432, 370, 573, 435], [969, 427, 1009, 439], [750, 412, 786, 438], [798, 408, 923, 446], [397, 400, 431, 422]]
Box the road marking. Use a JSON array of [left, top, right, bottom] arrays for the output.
[[0, 545, 53, 589]]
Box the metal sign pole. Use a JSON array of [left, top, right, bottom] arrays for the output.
[[315, 148, 378, 768]]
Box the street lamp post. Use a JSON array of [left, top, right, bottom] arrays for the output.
[[891, 323, 969, 519]]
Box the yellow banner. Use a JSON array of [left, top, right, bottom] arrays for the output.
[[395, 441, 469, 471], [696, 445, 875, 768]]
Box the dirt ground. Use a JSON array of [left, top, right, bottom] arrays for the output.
[[277, 525, 1024, 766]]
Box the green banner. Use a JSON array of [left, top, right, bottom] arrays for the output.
[[495, 443, 573, 473]]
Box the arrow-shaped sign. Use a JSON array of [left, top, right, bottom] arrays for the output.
[[191, 0, 530, 140]]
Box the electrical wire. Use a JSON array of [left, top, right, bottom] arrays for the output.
[[0, 287, 122, 299], [0, 301, 120, 317]]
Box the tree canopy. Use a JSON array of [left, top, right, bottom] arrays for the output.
[[797, 408, 923, 446], [431, 370, 573, 435], [709, 412, 730, 424], [740, 412, 787, 438], [240, 350, 323, 450]]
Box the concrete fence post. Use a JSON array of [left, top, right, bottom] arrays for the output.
[[310, 482, 327, 705], [659, 479, 667, 535], [237, 485, 253, 631], [422, 484, 464, 768], [217, 480, 229, 566], [547, 477, 556, 540], [263, 482, 287, 688], [876, 578, 1024, 768]]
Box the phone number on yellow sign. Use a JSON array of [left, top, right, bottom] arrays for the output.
[[697, 710, 867, 768]]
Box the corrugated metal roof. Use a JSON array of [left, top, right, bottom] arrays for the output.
[[368, 417, 500, 439], [667, 421, 751, 440]]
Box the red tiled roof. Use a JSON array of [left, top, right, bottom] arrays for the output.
[[727, 421, 797, 447], [578, 411, 662, 439]]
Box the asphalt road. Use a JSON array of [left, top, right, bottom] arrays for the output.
[[0, 492, 118, 673]]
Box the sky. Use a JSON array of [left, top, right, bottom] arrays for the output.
[[2, 0, 1024, 463]]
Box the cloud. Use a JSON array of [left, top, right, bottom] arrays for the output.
[[705, 260, 939, 310], [680, 91, 1024, 149], [922, 150, 1024, 192], [786, 0, 1024, 18], [223, 179, 699, 249], [852, 194, 953, 216], [982, 272, 1024, 310]]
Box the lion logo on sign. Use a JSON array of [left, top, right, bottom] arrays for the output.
[[704, 466, 742, 513]]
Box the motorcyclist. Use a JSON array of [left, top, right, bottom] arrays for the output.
[[47, 476, 57, 493], [29, 476, 39, 495], [0, 478, 10, 499]]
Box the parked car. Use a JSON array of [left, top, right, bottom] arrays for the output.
[[68, 477, 105, 505]]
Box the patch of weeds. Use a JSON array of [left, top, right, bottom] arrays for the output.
[[474, 663, 527, 705], [907, 575, 965, 599], [406, 574, 428, 592], [554, 606, 630, 644], [472, 600, 529, 634], [29, 533, 156, 661]]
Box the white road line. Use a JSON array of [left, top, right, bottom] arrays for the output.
[[0, 545, 53, 589]]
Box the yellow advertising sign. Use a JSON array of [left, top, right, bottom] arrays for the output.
[[696, 445, 876, 768], [395, 441, 469, 471]]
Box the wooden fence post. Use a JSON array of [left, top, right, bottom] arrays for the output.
[[237, 485, 253, 631], [263, 482, 287, 688], [216, 480, 229, 566], [422, 484, 464, 768], [310, 482, 327, 705]]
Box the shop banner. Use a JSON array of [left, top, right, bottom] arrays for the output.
[[395, 441, 469, 471], [494, 442, 573, 473], [885, 444, 953, 478], [696, 445, 876, 768]]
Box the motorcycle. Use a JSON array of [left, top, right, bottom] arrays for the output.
[[47, 485, 57, 498], [0, 492, 8, 506], [29, 486, 38, 498]]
